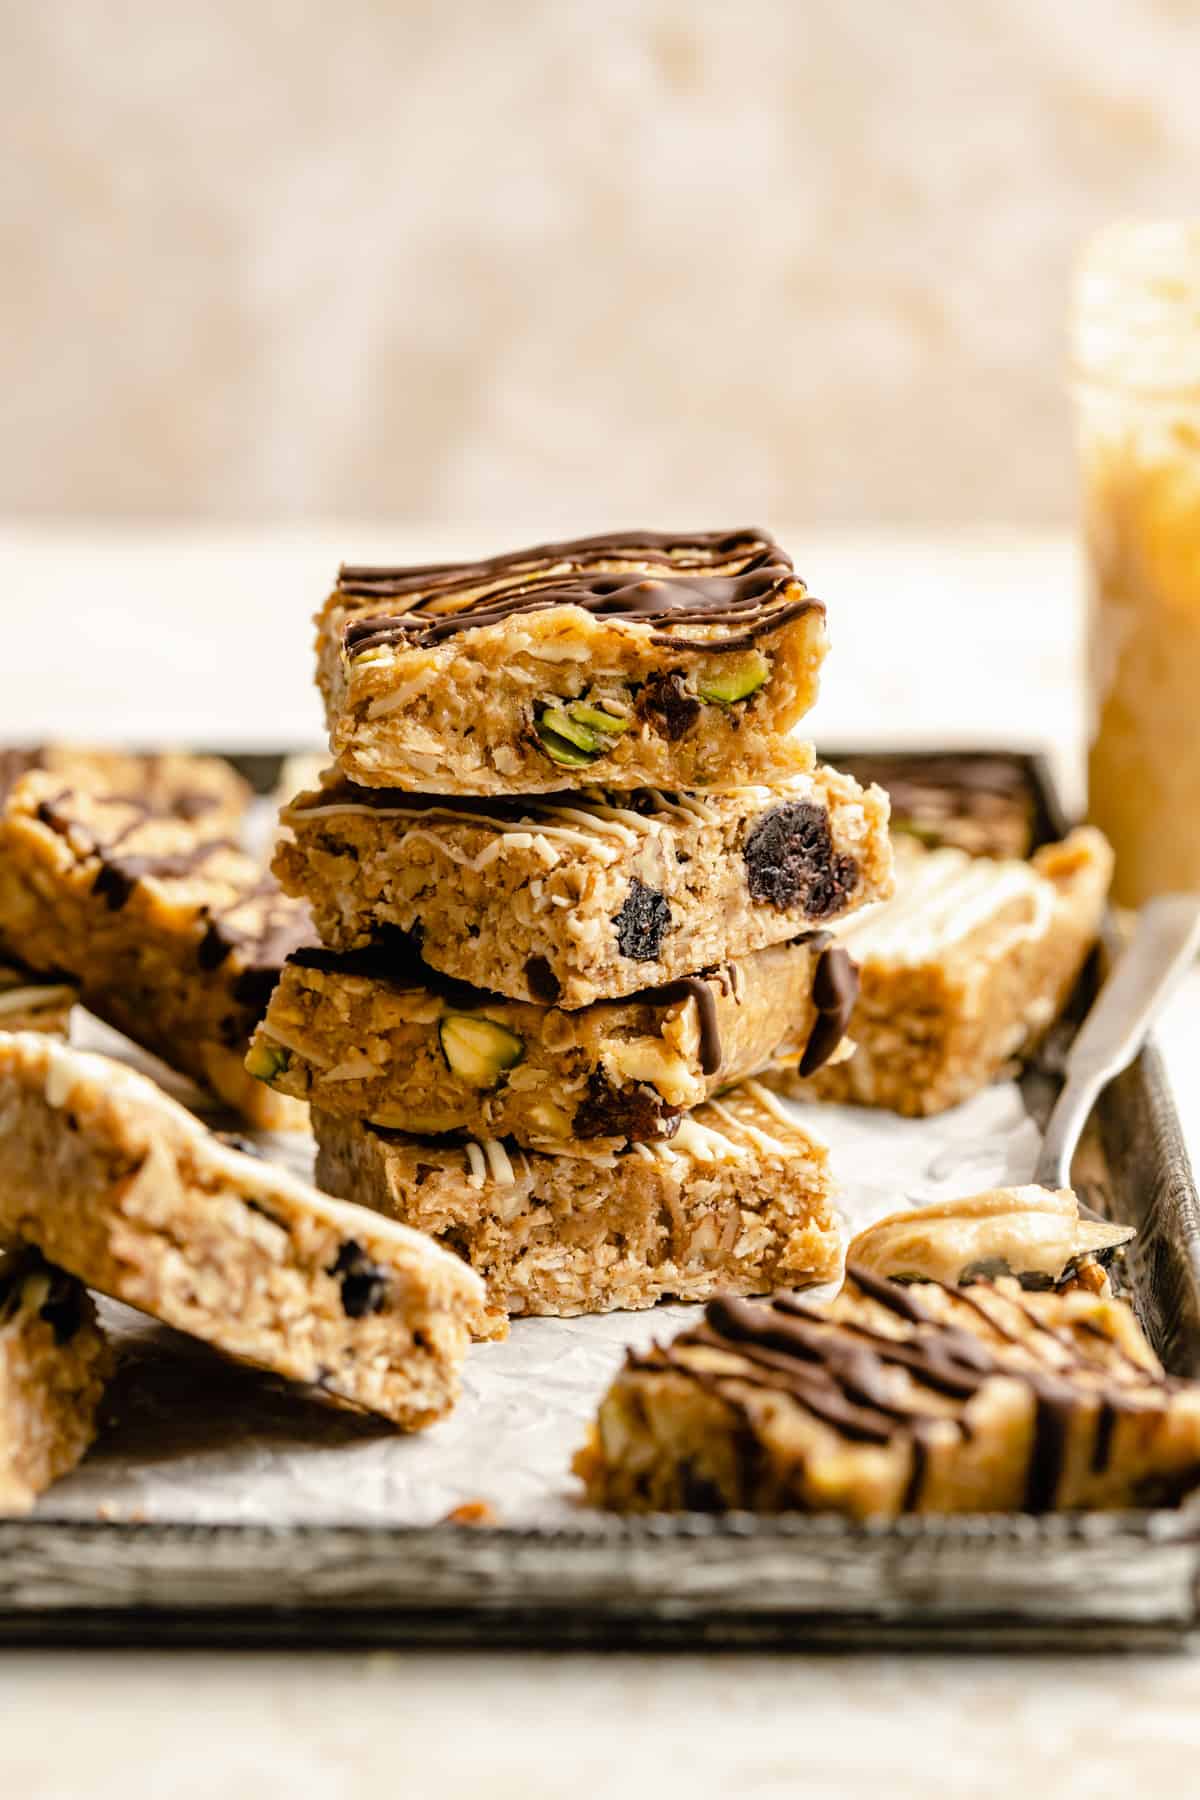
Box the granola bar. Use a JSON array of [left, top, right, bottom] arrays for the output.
[[0, 959, 76, 1035], [574, 1264, 1200, 1515], [0, 744, 251, 825], [247, 935, 857, 1151], [0, 1034, 492, 1426], [766, 828, 1112, 1116], [275, 766, 891, 1008], [0, 1247, 110, 1515], [312, 1079, 839, 1326], [317, 529, 829, 794], [0, 769, 314, 1128], [837, 754, 1036, 859]]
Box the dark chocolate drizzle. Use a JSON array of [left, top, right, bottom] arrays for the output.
[[634, 1268, 1174, 1513], [336, 529, 820, 658], [92, 839, 241, 911], [626, 972, 727, 1076], [289, 937, 732, 1068], [796, 944, 860, 1078], [2, 747, 230, 819]]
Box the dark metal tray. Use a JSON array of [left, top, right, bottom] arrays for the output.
[[3, 748, 1199, 1652]]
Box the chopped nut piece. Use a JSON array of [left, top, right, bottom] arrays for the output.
[[697, 650, 770, 706], [438, 1015, 525, 1089]]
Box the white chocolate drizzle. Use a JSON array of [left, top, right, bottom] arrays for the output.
[[282, 772, 826, 872]]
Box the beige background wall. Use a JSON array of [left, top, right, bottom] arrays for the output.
[[5, 0, 1198, 526]]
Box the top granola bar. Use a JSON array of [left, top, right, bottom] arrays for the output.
[[316, 529, 828, 793]]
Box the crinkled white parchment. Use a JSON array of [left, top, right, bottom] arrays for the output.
[[35, 1017, 1041, 1527]]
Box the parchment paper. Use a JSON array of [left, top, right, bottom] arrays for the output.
[[35, 1015, 1042, 1528]]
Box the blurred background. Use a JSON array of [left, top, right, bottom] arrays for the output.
[[6, 0, 1198, 529]]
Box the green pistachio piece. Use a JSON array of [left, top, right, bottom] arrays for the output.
[[697, 651, 770, 706], [535, 720, 597, 766], [568, 702, 630, 736], [245, 1040, 291, 1083], [439, 1014, 525, 1088], [539, 708, 600, 752]]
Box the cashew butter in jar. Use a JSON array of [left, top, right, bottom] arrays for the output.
[[1073, 222, 1200, 906]]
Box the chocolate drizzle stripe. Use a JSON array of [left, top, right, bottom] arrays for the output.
[[796, 944, 860, 1077], [337, 528, 777, 597], [639, 1269, 1180, 1514], [624, 972, 727, 1076], [336, 530, 820, 659], [29, 784, 312, 997]]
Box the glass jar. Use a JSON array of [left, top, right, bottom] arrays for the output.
[[1073, 222, 1200, 906]]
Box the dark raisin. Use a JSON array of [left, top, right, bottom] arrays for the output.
[[679, 1461, 726, 1511], [613, 880, 673, 961], [572, 1071, 682, 1142], [440, 1226, 473, 1263], [92, 860, 135, 911], [231, 965, 282, 1014], [743, 801, 859, 916], [327, 1240, 389, 1318], [524, 955, 561, 1003], [637, 671, 701, 741], [39, 1274, 85, 1345], [197, 919, 233, 970]]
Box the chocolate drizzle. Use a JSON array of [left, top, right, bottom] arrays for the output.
[[289, 939, 731, 1074], [796, 943, 860, 1078], [636, 1268, 1176, 1513], [627, 972, 727, 1076], [336, 529, 820, 658], [92, 839, 241, 911]]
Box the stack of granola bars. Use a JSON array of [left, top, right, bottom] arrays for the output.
[[250, 530, 894, 1325]]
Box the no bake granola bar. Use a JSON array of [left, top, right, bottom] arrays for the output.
[[766, 828, 1112, 1116], [313, 1079, 839, 1325], [0, 1034, 491, 1427], [836, 753, 1037, 860], [0, 769, 313, 1127], [248, 934, 857, 1151], [276, 766, 891, 1009], [0, 744, 251, 826], [317, 529, 829, 794], [0, 1247, 110, 1515], [575, 1265, 1200, 1516]]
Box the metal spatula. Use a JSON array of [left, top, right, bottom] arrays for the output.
[[1033, 894, 1200, 1204]]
